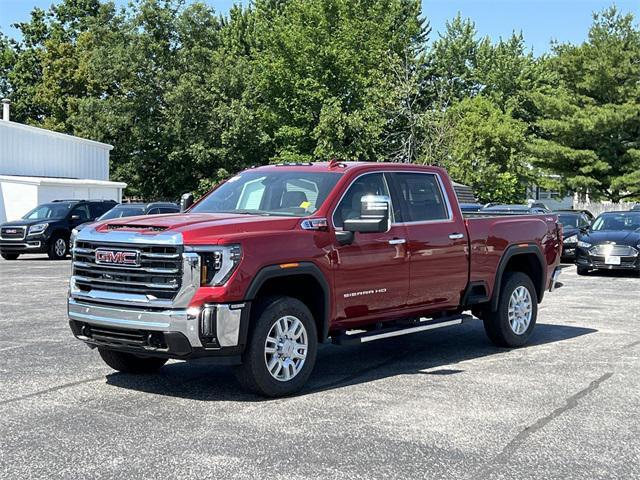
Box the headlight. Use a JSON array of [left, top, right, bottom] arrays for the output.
[[197, 245, 242, 286], [564, 235, 578, 244], [577, 240, 591, 248], [28, 223, 48, 235]]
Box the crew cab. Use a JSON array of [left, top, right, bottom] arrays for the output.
[[68, 162, 562, 396]]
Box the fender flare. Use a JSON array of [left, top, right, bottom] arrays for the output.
[[490, 244, 547, 311], [244, 262, 331, 341]]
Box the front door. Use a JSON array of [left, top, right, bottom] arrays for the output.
[[331, 172, 409, 323]]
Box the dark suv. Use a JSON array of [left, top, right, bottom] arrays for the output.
[[0, 199, 116, 260]]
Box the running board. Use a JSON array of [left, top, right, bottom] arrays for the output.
[[332, 314, 473, 346]]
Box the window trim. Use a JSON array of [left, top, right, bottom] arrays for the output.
[[389, 171, 454, 225], [330, 172, 396, 229]]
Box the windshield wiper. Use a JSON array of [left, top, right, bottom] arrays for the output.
[[214, 210, 273, 216]]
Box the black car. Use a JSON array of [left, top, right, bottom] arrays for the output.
[[554, 209, 595, 262], [71, 201, 180, 240], [0, 199, 116, 260], [575, 210, 640, 275]]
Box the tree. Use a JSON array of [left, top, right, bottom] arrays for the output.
[[443, 96, 531, 203], [530, 6, 640, 202]]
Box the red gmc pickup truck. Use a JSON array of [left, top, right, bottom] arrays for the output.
[[68, 162, 562, 396]]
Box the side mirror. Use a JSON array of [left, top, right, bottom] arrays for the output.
[[70, 214, 80, 221], [180, 193, 194, 212], [343, 195, 391, 234]]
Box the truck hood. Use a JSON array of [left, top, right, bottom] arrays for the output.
[[86, 212, 302, 245]]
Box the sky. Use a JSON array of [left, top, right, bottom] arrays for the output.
[[1, 0, 639, 55]]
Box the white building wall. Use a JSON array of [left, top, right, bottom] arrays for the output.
[[0, 121, 112, 180], [0, 180, 38, 222]]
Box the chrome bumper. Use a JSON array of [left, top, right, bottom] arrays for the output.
[[68, 299, 244, 348]]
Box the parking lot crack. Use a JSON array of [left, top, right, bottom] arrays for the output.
[[0, 376, 104, 407], [472, 372, 613, 478]]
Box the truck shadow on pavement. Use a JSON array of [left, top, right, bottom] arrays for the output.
[[104, 321, 596, 401]]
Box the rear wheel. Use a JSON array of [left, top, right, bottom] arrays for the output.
[[98, 348, 167, 373], [483, 272, 537, 348], [234, 296, 317, 397], [1, 253, 19, 260], [47, 235, 68, 260]]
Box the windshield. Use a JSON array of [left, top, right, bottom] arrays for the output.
[[558, 214, 579, 228], [191, 171, 342, 217], [23, 203, 73, 220], [591, 212, 640, 232], [99, 206, 145, 220]]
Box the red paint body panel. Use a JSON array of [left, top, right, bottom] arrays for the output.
[[98, 162, 561, 333]]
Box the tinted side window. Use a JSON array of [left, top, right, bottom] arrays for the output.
[[89, 203, 111, 218], [393, 173, 449, 222], [333, 173, 390, 228], [147, 208, 160, 215], [159, 207, 178, 213]]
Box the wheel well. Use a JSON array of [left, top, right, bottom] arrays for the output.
[[252, 274, 326, 341], [502, 253, 543, 301]]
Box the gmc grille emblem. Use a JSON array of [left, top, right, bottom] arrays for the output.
[[95, 248, 140, 266]]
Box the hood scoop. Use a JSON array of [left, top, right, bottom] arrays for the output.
[[106, 224, 168, 232]]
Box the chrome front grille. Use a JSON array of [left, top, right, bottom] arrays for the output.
[[0, 226, 26, 240], [589, 244, 638, 257], [72, 240, 183, 300]]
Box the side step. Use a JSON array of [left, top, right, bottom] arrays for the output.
[[332, 314, 473, 346]]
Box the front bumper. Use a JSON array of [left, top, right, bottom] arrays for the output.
[[0, 239, 46, 253], [68, 298, 250, 360], [575, 247, 640, 271]]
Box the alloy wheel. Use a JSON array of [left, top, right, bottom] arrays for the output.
[[264, 315, 308, 382]]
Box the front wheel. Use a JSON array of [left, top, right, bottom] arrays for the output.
[[234, 296, 318, 397], [47, 235, 68, 260], [576, 266, 590, 276], [98, 348, 167, 373], [1, 253, 19, 260], [483, 272, 537, 348]]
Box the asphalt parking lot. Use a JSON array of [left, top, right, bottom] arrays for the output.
[[0, 257, 638, 480]]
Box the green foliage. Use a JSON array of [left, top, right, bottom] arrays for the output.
[[0, 1, 638, 203], [530, 6, 640, 202], [443, 96, 530, 203]]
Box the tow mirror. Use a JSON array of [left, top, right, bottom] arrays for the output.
[[180, 193, 194, 212], [343, 195, 391, 234]]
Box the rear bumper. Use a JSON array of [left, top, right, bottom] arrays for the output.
[[68, 298, 250, 360]]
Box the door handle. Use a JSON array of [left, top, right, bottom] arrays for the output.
[[448, 233, 464, 240], [388, 238, 406, 245]]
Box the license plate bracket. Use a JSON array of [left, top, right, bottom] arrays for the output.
[[605, 256, 621, 265]]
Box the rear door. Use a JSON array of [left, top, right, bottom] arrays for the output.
[[390, 171, 468, 310], [331, 172, 409, 323]]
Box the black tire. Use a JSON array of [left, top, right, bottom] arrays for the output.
[[1, 253, 19, 260], [483, 271, 537, 348], [234, 296, 318, 397], [98, 348, 167, 373], [47, 234, 68, 260], [576, 266, 590, 276]]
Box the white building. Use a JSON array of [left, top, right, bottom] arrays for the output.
[[0, 100, 126, 223]]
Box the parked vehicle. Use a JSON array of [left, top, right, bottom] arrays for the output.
[[0, 199, 116, 260], [71, 201, 180, 239], [459, 202, 483, 213], [575, 210, 640, 275], [68, 162, 562, 396], [554, 209, 594, 262], [479, 204, 550, 215], [632, 204, 640, 211]]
